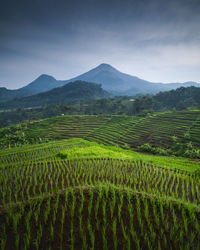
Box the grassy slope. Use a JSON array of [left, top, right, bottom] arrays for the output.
[[1, 138, 199, 211]]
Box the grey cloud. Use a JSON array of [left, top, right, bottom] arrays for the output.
[[0, 0, 200, 88]]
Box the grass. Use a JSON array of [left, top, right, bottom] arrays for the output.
[[58, 145, 132, 160]]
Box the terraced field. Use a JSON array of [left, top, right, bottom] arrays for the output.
[[26, 110, 200, 150], [0, 139, 86, 167], [26, 115, 112, 141], [84, 116, 141, 147], [84, 110, 200, 149], [1, 110, 200, 155], [122, 110, 200, 148], [189, 116, 200, 145], [0, 139, 200, 249]]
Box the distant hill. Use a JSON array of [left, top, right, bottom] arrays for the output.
[[0, 87, 33, 102], [19, 74, 62, 94], [1, 64, 199, 103], [0, 75, 61, 103], [0, 81, 110, 110]]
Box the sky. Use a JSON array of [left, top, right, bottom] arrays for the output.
[[0, 0, 200, 89]]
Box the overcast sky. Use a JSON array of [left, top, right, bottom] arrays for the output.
[[1, 0, 200, 89]]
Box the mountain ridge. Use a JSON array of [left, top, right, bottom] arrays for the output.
[[64, 63, 200, 93], [0, 63, 199, 103]]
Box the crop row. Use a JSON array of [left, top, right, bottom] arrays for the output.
[[0, 186, 199, 250], [85, 116, 141, 147], [28, 115, 112, 141], [83, 111, 200, 149], [1, 158, 199, 207], [1, 111, 200, 150], [122, 111, 200, 148], [0, 140, 86, 167]]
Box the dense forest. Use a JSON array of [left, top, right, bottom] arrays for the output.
[[0, 86, 200, 127]]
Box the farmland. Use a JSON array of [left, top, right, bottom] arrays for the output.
[[0, 138, 200, 249], [0, 110, 200, 249], [1, 110, 200, 157]]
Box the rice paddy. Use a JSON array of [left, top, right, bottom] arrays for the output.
[[0, 138, 200, 249]]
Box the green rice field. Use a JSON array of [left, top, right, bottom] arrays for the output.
[[0, 138, 200, 249]]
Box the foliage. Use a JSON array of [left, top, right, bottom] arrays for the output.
[[184, 148, 200, 159], [138, 143, 170, 156]]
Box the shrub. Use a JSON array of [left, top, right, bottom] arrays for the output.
[[184, 148, 200, 159], [138, 143, 170, 156]]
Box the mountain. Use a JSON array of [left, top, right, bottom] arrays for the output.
[[61, 63, 155, 92], [0, 81, 110, 110], [60, 63, 200, 94], [122, 81, 200, 96], [1, 64, 199, 103], [0, 74, 61, 103], [19, 74, 62, 94], [165, 81, 200, 89]]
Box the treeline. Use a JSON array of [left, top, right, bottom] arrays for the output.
[[0, 86, 200, 127]]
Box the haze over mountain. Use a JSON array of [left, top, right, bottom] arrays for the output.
[[0, 81, 110, 110], [0, 64, 199, 103]]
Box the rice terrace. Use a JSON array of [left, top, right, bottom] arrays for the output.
[[0, 110, 200, 249]]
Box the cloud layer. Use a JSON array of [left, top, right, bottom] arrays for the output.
[[0, 0, 200, 88]]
